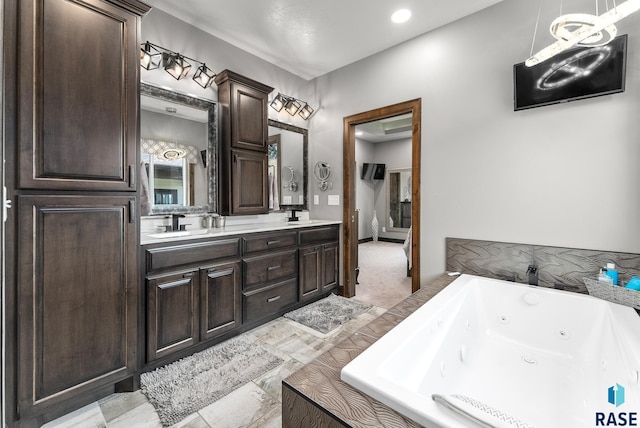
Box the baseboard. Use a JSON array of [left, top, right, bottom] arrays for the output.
[[378, 237, 404, 244], [359, 237, 404, 244]]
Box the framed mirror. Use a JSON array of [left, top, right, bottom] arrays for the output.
[[140, 82, 217, 215], [267, 119, 308, 211], [386, 167, 412, 231]]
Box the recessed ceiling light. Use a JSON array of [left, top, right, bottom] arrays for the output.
[[391, 9, 412, 24], [356, 131, 364, 136]]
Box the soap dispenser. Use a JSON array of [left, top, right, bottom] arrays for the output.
[[605, 263, 619, 285]]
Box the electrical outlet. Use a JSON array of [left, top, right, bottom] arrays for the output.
[[327, 195, 340, 206], [283, 195, 292, 204], [314, 195, 319, 205]]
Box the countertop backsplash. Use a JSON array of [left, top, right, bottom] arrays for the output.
[[446, 237, 640, 294]]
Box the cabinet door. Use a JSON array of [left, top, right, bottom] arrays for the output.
[[147, 271, 199, 362], [231, 149, 268, 214], [231, 82, 269, 151], [17, 0, 139, 191], [200, 262, 241, 340], [17, 195, 137, 416], [299, 245, 322, 301], [322, 243, 339, 291]]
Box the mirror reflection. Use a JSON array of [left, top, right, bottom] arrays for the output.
[[267, 119, 308, 211], [140, 83, 217, 215], [387, 167, 412, 231]]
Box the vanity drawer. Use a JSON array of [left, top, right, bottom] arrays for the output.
[[298, 226, 339, 246], [146, 238, 240, 272], [243, 279, 297, 324], [243, 249, 297, 290], [242, 231, 297, 254]]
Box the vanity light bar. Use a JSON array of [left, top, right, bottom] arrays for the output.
[[140, 41, 217, 89], [269, 92, 315, 120]]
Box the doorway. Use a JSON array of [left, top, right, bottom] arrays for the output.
[[342, 99, 421, 298]]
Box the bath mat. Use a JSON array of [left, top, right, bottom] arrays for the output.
[[284, 293, 372, 334], [140, 335, 283, 426]]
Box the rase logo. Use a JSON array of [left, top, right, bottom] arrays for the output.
[[609, 384, 626, 407], [596, 383, 637, 426]]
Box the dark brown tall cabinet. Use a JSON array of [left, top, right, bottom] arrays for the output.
[[4, 0, 150, 426], [215, 70, 274, 216]]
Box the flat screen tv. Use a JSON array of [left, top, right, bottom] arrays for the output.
[[361, 163, 386, 180], [513, 34, 627, 111]]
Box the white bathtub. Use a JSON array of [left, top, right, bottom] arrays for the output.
[[341, 274, 640, 427]]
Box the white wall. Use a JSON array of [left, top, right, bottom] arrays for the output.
[[311, 0, 640, 282]]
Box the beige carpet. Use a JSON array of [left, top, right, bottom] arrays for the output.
[[353, 241, 412, 309]]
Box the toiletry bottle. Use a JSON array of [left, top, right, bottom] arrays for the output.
[[605, 263, 619, 285], [599, 268, 613, 284]]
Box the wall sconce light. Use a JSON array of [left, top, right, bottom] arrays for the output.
[[269, 92, 315, 120], [140, 42, 162, 70], [284, 98, 301, 116], [298, 103, 315, 120], [164, 54, 191, 80], [140, 41, 217, 89], [193, 63, 216, 89], [270, 93, 287, 112]]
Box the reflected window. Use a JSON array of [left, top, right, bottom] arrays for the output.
[[142, 152, 188, 206]]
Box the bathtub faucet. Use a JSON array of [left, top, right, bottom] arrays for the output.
[[527, 264, 538, 286]]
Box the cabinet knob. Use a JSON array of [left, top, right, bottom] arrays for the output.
[[267, 265, 281, 271], [267, 295, 281, 303], [183, 272, 194, 278]]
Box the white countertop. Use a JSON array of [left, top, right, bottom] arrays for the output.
[[141, 219, 342, 246]]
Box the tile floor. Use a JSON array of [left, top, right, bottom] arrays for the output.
[[42, 305, 387, 428]]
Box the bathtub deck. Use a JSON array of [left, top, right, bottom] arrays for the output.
[[282, 274, 456, 427]]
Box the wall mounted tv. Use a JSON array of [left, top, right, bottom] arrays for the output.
[[513, 34, 627, 111], [361, 163, 386, 180]]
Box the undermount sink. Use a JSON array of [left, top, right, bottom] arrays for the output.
[[287, 219, 325, 225], [147, 229, 209, 239]]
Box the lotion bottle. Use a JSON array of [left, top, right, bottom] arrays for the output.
[[605, 263, 619, 285]]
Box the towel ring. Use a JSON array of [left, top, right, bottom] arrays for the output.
[[313, 161, 331, 191]]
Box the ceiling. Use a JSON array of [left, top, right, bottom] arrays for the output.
[[356, 114, 413, 143], [148, 0, 505, 80]]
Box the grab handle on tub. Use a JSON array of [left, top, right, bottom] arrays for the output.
[[432, 394, 535, 428]]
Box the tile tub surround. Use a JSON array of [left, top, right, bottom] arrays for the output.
[[446, 237, 640, 293], [282, 274, 457, 428]]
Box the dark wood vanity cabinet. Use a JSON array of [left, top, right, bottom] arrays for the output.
[[141, 225, 339, 374], [147, 270, 200, 361], [5, 0, 149, 425], [298, 227, 340, 302], [16, 0, 144, 192], [16, 195, 138, 423], [230, 149, 269, 215], [241, 231, 299, 323], [215, 70, 274, 216], [146, 262, 241, 361], [200, 263, 242, 340], [144, 240, 242, 364]]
